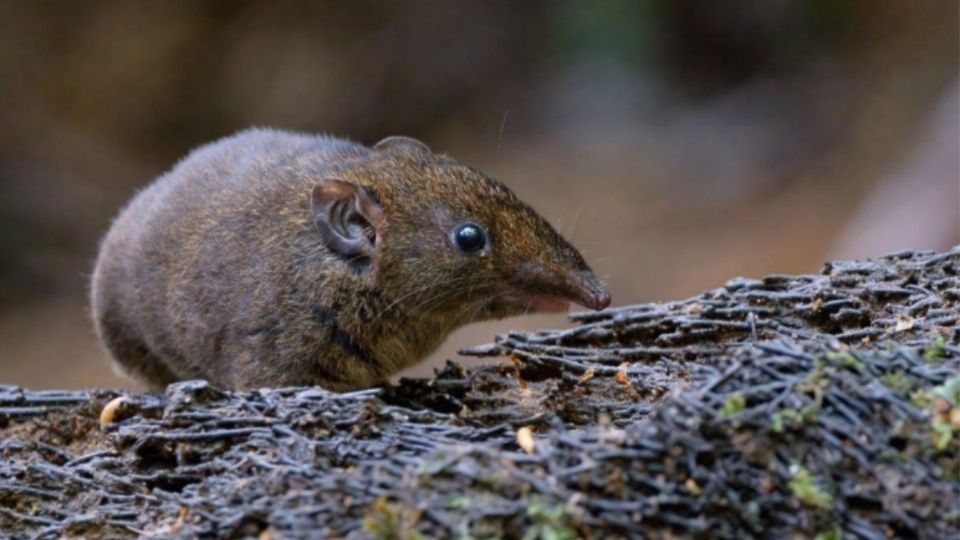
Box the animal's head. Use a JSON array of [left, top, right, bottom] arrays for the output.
[[310, 136, 610, 324]]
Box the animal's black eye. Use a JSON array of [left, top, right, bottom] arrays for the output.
[[453, 223, 487, 253]]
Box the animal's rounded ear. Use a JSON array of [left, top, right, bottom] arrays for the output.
[[311, 179, 384, 264], [373, 136, 431, 157]]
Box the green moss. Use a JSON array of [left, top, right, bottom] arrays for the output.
[[808, 357, 829, 384], [449, 496, 472, 510], [814, 526, 843, 540], [932, 375, 960, 406], [880, 371, 914, 394], [931, 420, 954, 452], [771, 412, 783, 433], [363, 496, 425, 540], [771, 410, 800, 433], [911, 389, 934, 408], [908, 375, 960, 454], [788, 464, 833, 510], [878, 448, 901, 463], [771, 385, 825, 433], [721, 393, 747, 416], [924, 336, 947, 362], [824, 351, 863, 370], [524, 499, 578, 540]]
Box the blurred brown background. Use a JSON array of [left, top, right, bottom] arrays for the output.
[[0, 1, 957, 389]]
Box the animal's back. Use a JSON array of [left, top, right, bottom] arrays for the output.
[[90, 129, 367, 387]]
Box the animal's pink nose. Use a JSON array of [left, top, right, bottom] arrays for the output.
[[568, 270, 611, 311]]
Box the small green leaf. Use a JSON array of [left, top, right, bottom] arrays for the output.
[[932, 375, 960, 406], [449, 497, 472, 510], [924, 336, 947, 362], [815, 526, 843, 540], [932, 420, 954, 451], [825, 351, 862, 369], [788, 464, 833, 510], [880, 371, 917, 394], [771, 413, 784, 433], [721, 393, 746, 416]]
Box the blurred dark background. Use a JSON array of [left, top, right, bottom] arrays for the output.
[[0, 1, 957, 389]]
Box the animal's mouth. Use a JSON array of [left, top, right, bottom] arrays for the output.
[[501, 269, 611, 313], [499, 291, 572, 314]]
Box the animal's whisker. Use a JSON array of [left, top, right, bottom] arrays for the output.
[[567, 203, 584, 241], [368, 273, 476, 325], [402, 278, 498, 319]]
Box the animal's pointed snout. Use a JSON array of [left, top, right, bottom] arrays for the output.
[[567, 269, 611, 311]]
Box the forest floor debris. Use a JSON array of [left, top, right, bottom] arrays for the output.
[[2, 248, 958, 538]]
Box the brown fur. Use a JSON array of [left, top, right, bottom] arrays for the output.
[[90, 129, 609, 391]]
